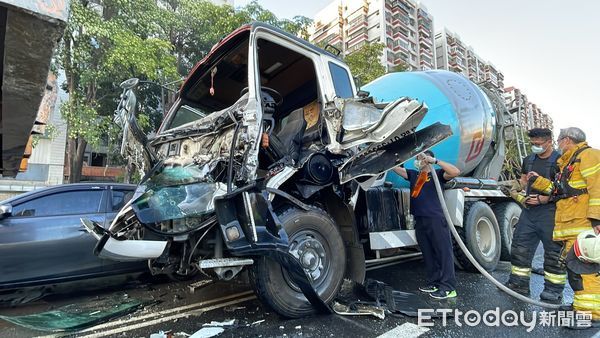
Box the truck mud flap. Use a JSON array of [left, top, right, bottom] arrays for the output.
[[339, 122, 452, 184], [214, 188, 332, 314]]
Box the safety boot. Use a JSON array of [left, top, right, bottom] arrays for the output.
[[501, 280, 530, 296], [539, 289, 563, 304]]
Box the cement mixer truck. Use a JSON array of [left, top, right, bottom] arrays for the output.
[[82, 22, 520, 318]]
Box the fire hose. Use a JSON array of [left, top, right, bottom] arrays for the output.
[[429, 164, 561, 309]]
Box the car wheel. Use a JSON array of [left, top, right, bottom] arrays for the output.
[[250, 207, 345, 318]]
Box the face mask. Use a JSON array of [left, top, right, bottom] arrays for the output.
[[531, 145, 545, 154]]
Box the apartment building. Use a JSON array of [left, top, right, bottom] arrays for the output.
[[310, 0, 435, 71], [504, 86, 553, 131], [435, 29, 504, 90]]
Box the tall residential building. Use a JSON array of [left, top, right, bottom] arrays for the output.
[[435, 29, 504, 90], [310, 0, 435, 71], [504, 86, 553, 131]]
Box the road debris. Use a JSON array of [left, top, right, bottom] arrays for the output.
[[202, 319, 236, 327], [189, 327, 225, 338], [188, 280, 214, 293], [223, 305, 246, 312], [332, 301, 385, 319], [250, 319, 265, 326], [149, 330, 191, 338], [0, 295, 149, 332], [362, 279, 433, 317]]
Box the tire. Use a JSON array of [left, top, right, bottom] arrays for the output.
[[453, 201, 501, 272], [492, 202, 522, 261], [250, 207, 346, 318]]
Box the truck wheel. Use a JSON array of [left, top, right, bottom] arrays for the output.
[[250, 207, 346, 318], [453, 202, 501, 272], [492, 202, 521, 261]]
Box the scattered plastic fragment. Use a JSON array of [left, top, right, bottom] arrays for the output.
[[202, 319, 236, 327], [189, 327, 225, 338], [188, 280, 214, 293]]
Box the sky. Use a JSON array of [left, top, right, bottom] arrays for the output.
[[235, 0, 600, 147]]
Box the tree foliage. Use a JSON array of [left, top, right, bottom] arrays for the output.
[[343, 42, 387, 86], [59, 0, 312, 182]]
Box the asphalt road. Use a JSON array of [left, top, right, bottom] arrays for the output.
[[0, 246, 597, 338]]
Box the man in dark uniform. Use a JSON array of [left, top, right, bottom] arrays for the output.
[[393, 150, 461, 299], [505, 128, 566, 302]]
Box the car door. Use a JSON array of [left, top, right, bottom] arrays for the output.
[[101, 186, 147, 274], [0, 187, 107, 287]]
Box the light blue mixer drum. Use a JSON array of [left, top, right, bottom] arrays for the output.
[[362, 70, 496, 188]]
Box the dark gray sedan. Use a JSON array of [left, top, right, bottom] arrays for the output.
[[0, 183, 146, 291]]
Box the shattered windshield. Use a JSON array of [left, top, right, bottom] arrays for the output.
[[132, 166, 227, 227]]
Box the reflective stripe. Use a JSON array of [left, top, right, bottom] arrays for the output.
[[581, 163, 600, 177], [554, 227, 592, 238], [589, 198, 600, 206], [574, 294, 600, 311], [511, 266, 531, 277], [544, 271, 567, 285], [569, 180, 587, 189], [539, 182, 553, 194]]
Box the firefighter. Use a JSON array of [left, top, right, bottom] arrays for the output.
[[504, 128, 566, 303], [529, 127, 600, 327]]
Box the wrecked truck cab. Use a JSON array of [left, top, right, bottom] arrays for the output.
[[88, 22, 452, 318]]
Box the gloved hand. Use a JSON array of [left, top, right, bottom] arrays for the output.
[[510, 191, 527, 207], [499, 180, 522, 196]]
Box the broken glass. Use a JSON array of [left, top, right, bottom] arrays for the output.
[[0, 296, 148, 332], [133, 178, 227, 225]]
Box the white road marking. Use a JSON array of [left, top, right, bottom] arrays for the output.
[[34, 290, 254, 338], [77, 295, 256, 338], [377, 323, 429, 338]]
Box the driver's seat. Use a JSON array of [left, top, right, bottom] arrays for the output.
[[267, 107, 307, 164]]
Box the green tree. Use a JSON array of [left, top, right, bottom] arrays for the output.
[[388, 61, 409, 73], [59, 0, 178, 182], [279, 15, 313, 40], [59, 0, 315, 182], [344, 42, 386, 85], [502, 126, 530, 181]]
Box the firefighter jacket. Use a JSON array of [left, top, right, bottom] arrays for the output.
[[530, 142, 600, 240]]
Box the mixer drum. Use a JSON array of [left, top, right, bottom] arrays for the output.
[[363, 70, 496, 186]]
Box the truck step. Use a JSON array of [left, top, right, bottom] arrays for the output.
[[198, 258, 254, 269]]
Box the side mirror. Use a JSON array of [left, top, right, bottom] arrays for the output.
[[357, 90, 370, 98], [0, 204, 12, 218], [120, 78, 139, 90]]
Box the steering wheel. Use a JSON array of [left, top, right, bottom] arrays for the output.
[[240, 86, 283, 106]]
